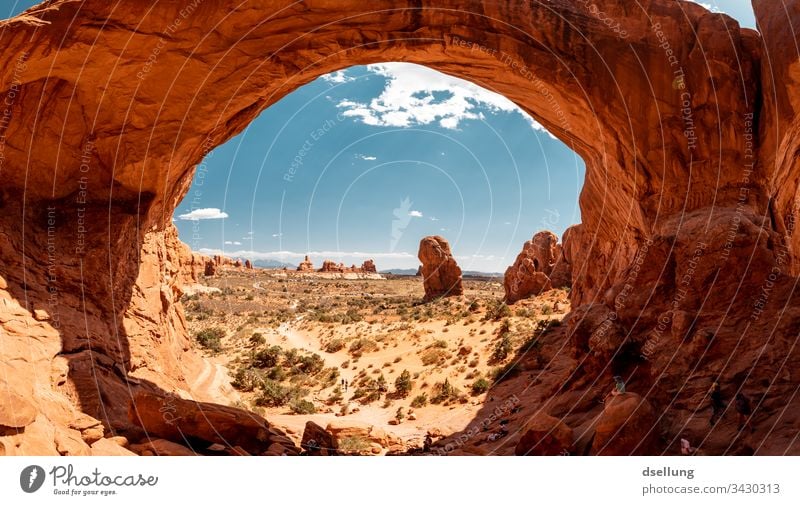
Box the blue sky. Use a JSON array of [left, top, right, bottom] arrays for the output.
[[4, 1, 758, 272]]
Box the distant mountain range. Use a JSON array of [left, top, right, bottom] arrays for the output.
[[380, 268, 503, 278], [252, 259, 296, 269]]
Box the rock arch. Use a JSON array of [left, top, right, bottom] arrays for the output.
[[1, 0, 799, 453]]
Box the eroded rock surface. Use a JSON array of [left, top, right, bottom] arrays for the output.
[[418, 236, 463, 301]]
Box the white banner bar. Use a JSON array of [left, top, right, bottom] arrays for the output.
[[2, 456, 798, 504]]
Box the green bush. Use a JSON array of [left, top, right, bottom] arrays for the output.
[[289, 398, 316, 415], [253, 346, 282, 368], [394, 370, 413, 398], [195, 327, 225, 351], [491, 361, 521, 383], [491, 334, 513, 363], [431, 379, 460, 404], [231, 367, 263, 392], [255, 379, 290, 406], [337, 436, 370, 455], [349, 338, 379, 356], [249, 333, 266, 346], [485, 300, 511, 321], [410, 393, 428, 408], [471, 377, 491, 395]]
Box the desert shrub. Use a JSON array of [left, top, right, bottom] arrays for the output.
[[253, 346, 283, 368], [264, 365, 287, 382], [491, 334, 513, 363], [327, 386, 344, 405], [337, 436, 370, 455], [431, 379, 460, 404], [231, 367, 263, 392], [324, 338, 345, 353], [295, 353, 325, 375], [491, 361, 522, 382], [289, 398, 316, 415], [394, 370, 413, 398], [349, 338, 379, 356], [411, 393, 428, 408], [249, 332, 266, 346], [484, 300, 511, 321], [195, 327, 225, 351], [541, 304, 553, 315], [255, 379, 290, 407], [471, 377, 491, 395], [376, 374, 388, 393], [421, 348, 449, 366], [520, 334, 542, 354], [498, 318, 512, 335]]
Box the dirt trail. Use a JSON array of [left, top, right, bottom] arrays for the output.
[[189, 357, 239, 405]]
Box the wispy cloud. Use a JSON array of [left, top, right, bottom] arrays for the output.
[[224, 240, 242, 245], [335, 62, 549, 133], [321, 70, 354, 84], [408, 210, 424, 218], [177, 208, 228, 221], [357, 154, 377, 161], [272, 233, 283, 238]]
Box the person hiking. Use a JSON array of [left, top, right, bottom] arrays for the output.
[[735, 392, 753, 432], [613, 376, 626, 395], [709, 381, 726, 425], [680, 437, 696, 455], [423, 433, 433, 452]]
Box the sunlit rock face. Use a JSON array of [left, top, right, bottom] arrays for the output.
[[0, 0, 799, 454]]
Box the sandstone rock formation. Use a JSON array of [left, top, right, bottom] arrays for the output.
[[203, 260, 216, 277], [300, 420, 338, 456], [130, 392, 299, 455], [418, 236, 463, 301], [504, 230, 570, 303], [297, 255, 315, 272], [319, 260, 345, 273], [244, 259, 252, 269], [1, 0, 800, 456], [324, 419, 404, 455], [361, 259, 377, 273], [591, 393, 658, 456], [515, 412, 574, 456]]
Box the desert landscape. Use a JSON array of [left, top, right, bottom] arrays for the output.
[[1, 0, 800, 458]]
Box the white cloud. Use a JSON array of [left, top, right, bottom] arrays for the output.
[[686, 0, 722, 12], [336, 62, 548, 133], [224, 240, 242, 245], [408, 210, 424, 218], [321, 70, 354, 84], [357, 154, 377, 161], [177, 208, 228, 221], [272, 233, 283, 238], [429, 216, 439, 221]]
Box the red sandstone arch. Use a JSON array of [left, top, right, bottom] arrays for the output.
[[1, 0, 799, 455]]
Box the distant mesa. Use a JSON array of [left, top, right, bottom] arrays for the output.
[[297, 255, 315, 272], [504, 230, 572, 304], [418, 235, 463, 302], [318, 259, 378, 274]]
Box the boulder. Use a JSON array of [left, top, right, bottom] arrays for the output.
[[90, 438, 137, 456], [591, 393, 659, 455], [129, 438, 196, 456], [301, 420, 337, 455], [129, 392, 295, 455], [418, 236, 463, 301], [0, 389, 37, 428], [515, 412, 573, 455]]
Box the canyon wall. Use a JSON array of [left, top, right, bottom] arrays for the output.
[[0, 0, 799, 454]]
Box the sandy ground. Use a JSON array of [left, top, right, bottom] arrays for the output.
[[183, 267, 570, 453]]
